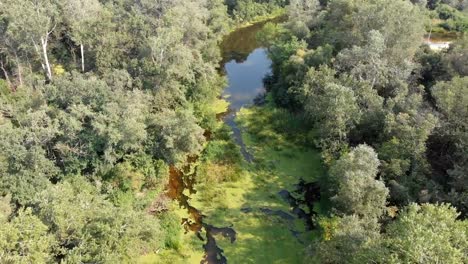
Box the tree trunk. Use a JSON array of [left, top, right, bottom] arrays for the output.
[[14, 52, 23, 87], [32, 38, 46, 73], [428, 24, 433, 42], [0, 59, 12, 89], [80, 43, 85, 72], [41, 37, 52, 81]]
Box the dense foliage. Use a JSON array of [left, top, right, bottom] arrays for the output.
[[0, 0, 467, 262], [0, 0, 233, 261], [225, 0, 288, 21], [261, 0, 468, 262]]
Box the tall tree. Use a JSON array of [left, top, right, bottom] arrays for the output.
[[335, 30, 414, 92], [311, 215, 381, 264], [61, 0, 102, 72], [34, 179, 164, 263], [0, 208, 56, 263], [319, 0, 426, 60], [148, 109, 205, 165], [287, 0, 321, 39], [298, 66, 360, 161], [379, 85, 438, 199], [432, 77, 468, 212]]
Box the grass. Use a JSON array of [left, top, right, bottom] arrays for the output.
[[188, 100, 325, 263], [137, 202, 205, 264]]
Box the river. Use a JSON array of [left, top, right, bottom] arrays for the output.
[[167, 19, 278, 264], [424, 32, 463, 50]]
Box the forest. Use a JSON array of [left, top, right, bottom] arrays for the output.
[[0, 0, 467, 263]]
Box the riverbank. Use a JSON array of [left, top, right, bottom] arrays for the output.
[[230, 9, 286, 33]]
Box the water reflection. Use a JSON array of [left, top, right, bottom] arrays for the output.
[[223, 48, 271, 111], [220, 16, 285, 65]]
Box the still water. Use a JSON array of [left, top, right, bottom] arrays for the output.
[[220, 18, 279, 161], [223, 49, 271, 111]]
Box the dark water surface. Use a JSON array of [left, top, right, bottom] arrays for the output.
[[223, 49, 271, 111], [221, 48, 271, 162], [220, 19, 277, 162]]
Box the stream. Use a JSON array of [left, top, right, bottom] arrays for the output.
[[221, 30, 273, 162], [166, 19, 278, 264]]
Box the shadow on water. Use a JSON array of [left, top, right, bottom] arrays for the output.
[[220, 16, 286, 65]]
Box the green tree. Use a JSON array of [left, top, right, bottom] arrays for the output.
[[383, 203, 467, 263], [1, 0, 60, 80], [432, 77, 468, 212], [287, 0, 321, 39], [329, 144, 389, 219], [0, 208, 56, 263], [148, 109, 205, 164], [298, 66, 360, 161], [0, 87, 59, 204], [311, 215, 381, 264], [319, 0, 425, 60], [443, 37, 468, 77], [311, 203, 468, 264], [335, 30, 414, 92], [379, 85, 438, 197], [34, 179, 163, 263]]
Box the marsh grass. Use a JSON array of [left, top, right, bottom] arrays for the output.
[[189, 100, 325, 263]]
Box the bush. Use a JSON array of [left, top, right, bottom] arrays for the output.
[[159, 212, 183, 250], [203, 140, 242, 164]]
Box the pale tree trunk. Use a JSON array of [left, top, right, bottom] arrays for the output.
[[41, 36, 52, 81], [0, 59, 12, 89], [427, 24, 433, 42], [32, 38, 47, 74], [80, 43, 85, 72], [14, 52, 23, 87]]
